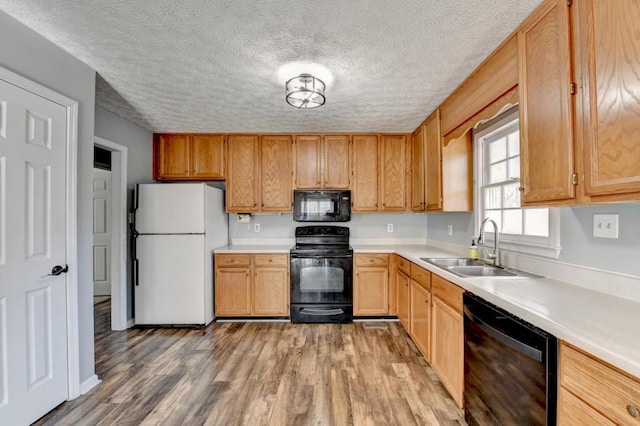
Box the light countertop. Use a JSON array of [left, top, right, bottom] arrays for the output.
[[215, 243, 640, 378]]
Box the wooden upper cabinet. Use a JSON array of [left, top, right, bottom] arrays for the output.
[[294, 135, 350, 189], [519, 0, 575, 205], [294, 135, 322, 189], [156, 134, 190, 179], [261, 135, 293, 212], [154, 134, 225, 181], [424, 110, 443, 211], [574, 0, 640, 201], [379, 135, 407, 211], [352, 135, 379, 212], [323, 135, 350, 189], [410, 125, 426, 211], [226, 135, 260, 212], [191, 134, 225, 179]]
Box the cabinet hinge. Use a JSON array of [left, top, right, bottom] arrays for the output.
[[566, 0, 572, 7], [571, 173, 578, 185], [570, 82, 577, 95]]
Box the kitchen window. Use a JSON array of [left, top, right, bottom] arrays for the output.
[[473, 106, 560, 258]]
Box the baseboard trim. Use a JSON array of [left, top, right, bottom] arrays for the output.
[[79, 374, 101, 395], [127, 318, 135, 329]]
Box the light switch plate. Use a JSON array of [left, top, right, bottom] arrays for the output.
[[593, 214, 619, 239]]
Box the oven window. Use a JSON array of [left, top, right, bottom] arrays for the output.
[[299, 265, 344, 292]]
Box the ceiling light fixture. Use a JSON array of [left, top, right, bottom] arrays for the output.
[[285, 74, 326, 109]]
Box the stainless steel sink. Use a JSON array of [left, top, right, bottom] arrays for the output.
[[448, 265, 516, 277], [420, 258, 485, 267], [420, 258, 543, 279]]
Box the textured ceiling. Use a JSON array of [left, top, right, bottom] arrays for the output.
[[0, 0, 543, 133]]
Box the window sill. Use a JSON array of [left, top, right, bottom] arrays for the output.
[[480, 238, 561, 259]]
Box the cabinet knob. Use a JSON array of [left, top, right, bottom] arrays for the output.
[[628, 404, 640, 418], [518, 187, 525, 192]]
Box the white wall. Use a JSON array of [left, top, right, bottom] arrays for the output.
[[0, 11, 97, 383], [426, 204, 640, 277], [94, 106, 153, 319], [230, 212, 428, 241]]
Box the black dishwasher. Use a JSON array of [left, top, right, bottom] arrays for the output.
[[463, 293, 557, 426]]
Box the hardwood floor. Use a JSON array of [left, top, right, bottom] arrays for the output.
[[36, 302, 465, 425]]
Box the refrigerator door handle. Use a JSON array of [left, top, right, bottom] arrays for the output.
[[133, 258, 139, 287]]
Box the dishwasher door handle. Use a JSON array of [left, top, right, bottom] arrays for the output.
[[464, 305, 543, 362]]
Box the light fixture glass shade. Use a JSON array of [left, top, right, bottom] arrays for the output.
[[285, 74, 326, 109]]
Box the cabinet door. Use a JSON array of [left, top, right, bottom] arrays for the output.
[[410, 125, 426, 211], [396, 270, 410, 331], [352, 135, 379, 212], [575, 0, 640, 199], [379, 135, 407, 211], [354, 266, 389, 316], [215, 267, 251, 316], [425, 111, 443, 211], [518, 0, 575, 204], [192, 134, 225, 179], [431, 296, 464, 407], [410, 280, 430, 361], [294, 135, 322, 189], [557, 387, 615, 426], [253, 267, 289, 316], [157, 134, 191, 179], [261, 135, 293, 212], [226, 135, 260, 212], [323, 135, 350, 189]]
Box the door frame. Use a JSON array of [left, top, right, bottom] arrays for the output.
[[94, 136, 128, 331], [0, 66, 80, 398]]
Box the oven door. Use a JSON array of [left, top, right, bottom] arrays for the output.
[[290, 255, 353, 304]]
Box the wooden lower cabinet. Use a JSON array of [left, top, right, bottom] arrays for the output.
[[215, 267, 251, 316], [558, 341, 640, 425], [215, 253, 289, 317], [410, 279, 430, 360], [396, 268, 410, 331], [354, 254, 390, 316], [430, 275, 464, 408]]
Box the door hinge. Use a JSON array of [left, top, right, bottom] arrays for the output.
[[570, 82, 577, 95], [571, 173, 578, 185]]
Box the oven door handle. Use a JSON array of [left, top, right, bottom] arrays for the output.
[[291, 254, 353, 259], [300, 307, 345, 316], [464, 305, 543, 362]]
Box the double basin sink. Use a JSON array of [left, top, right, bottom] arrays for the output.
[[420, 258, 543, 279]]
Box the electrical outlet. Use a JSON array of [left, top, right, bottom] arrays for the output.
[[593, 214, 618, 239], [448, 225, 453, 236], [387, 224, 394, 233], [254, 223, 261, 233]]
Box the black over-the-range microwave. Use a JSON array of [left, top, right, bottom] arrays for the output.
[[293, 190, 351, 222]]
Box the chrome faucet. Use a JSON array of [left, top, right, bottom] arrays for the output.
[[478, 217, 500, 266]]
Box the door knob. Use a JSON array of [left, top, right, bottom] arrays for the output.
[[48, 265, 69, 276]]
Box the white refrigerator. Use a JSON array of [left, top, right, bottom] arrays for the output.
[[132, 183, 228, 325]]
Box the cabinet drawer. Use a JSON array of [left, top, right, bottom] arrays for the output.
[[253, 254, 288, 267], [355, 253, 389, 266], [432, 274, 464, 313], [560, 342, 640, 425], [410, 263, 430, 290], [215, 254, 251, 267], [396, 255, 411, 275]]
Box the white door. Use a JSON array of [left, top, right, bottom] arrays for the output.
[[93, 168, 111, 296], [0, 80, 69, 424]]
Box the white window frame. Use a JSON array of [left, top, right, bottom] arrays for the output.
[[473, 105, 561, 259]]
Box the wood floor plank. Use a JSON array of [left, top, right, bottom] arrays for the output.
[[34, 302, 465, 425]]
